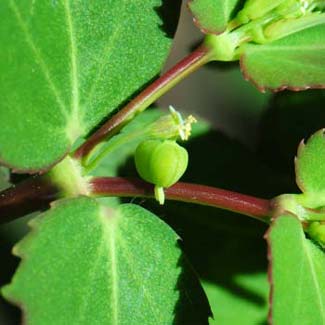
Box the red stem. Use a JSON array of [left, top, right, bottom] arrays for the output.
[[74, 45, 211, 159], [0, 176, 59, 223], [0, 176, 272, 224], [91, 177, 272, 222]]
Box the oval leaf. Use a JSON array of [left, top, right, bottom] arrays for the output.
[[0, 1, 178, 171], [266, 214, 325, 324], [188, 0, 241, 34], [240, 24, 325, 92], [2, 197, 211, 324]]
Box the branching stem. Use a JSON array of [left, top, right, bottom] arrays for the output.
[[0, 176, 59, 223], [74, 44, 212, 160], [0, 176, 272, 224], [91, 177, 272, 223]]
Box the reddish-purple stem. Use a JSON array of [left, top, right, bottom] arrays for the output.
[[74, 45, 211, 159], [91, 177, 272, 222], [0, 176, 272, 224], [0, 176, 59, 223]]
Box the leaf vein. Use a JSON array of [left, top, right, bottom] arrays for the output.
[[303, 239, 325, 322], [75, 239, 106, 324], [8, 0, 67, 117], [117, 230, 161, 324], [63, 0, 83, 136], [83, 1, 126, 110], [109, 222, 119, 325]]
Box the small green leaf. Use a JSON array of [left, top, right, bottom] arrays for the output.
[[2, 197, 210, 324], [240, 24, 325, 91], [266, 214, 325, 324], [0, 1, 178, 171], [188, 0, 241, 34], [295, 129, 325, 193]]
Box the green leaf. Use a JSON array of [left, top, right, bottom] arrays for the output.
[[203, 273, 268, 324], [141, 144, 271, 324], [240, 24, 325, 91], [295, 129, 325, 194], [188, 0, 240, 34], [0, 1, 178, 171], [266, 214, 325, 324], [2, 197, 211, 324]]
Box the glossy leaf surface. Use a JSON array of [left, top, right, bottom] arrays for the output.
[[266, 214, 325, 324], [2, 197, 210, 324], [0, 1, 177, 171]]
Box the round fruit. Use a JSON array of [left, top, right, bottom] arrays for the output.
[[134, 139, 188, 204]]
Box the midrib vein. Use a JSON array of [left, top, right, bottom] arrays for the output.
[[63, 0, 83, 137], [107, 221, 119, 324]]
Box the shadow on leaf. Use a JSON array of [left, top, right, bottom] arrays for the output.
[[173, 246, 212, 324], [120, 129, 286, 323]]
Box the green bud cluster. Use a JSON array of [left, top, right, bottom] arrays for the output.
[[206, 0, 325, 61], [236, 0, 324, 43]]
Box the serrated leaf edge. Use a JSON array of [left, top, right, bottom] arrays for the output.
[[0, 196, 94, 324], [187, 0, 228, 35], [239, 54, 325, 93]]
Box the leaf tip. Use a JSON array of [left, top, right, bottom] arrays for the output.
[[187, 0, 227, 35]]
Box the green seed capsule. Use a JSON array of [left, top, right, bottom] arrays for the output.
[[135, 139, 188, 204]]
